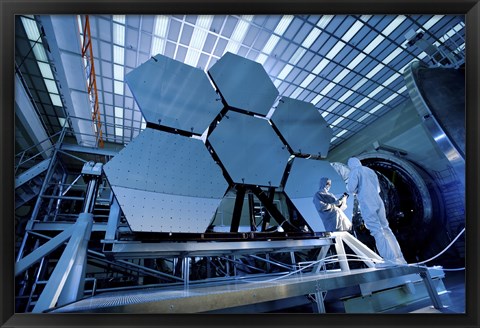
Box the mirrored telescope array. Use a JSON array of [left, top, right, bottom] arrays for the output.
[[104, 51, 345, 233]]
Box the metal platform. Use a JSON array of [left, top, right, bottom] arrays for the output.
[[50, 265, 446, 313]]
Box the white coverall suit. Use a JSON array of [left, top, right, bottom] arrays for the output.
[[347, 157, 407, 265], [313, 177, 352, 232]]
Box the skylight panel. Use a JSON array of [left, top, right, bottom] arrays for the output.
[[141, 119, 147, 130], [44, 79, 59, 94], [273, 79, 282, 88], [363, 34, 384, 54], [114, 80, 124, 95], [311, 94, 323, 105], [197, 15, 214, 29], [184, 49, 201, 67], [382, 93, 399, 104], [326, 102, 340, 112], [354, 97, 369, 108], [113, 64, 124, 81], [21, 17, 41, 41], [382, 48, 403, 65], [32, 43, 48, 62], [50, 94, 63, 107], [113, 15, 126, 24], [263, 35, 280, 54], [151, 37, 165, 56], [332, 116, 344, 126], [343, 107, 356, 117], [369, 104, 383, 114], [317, 15, 333, 29], [302, 28, 321, 48], [358, 113, 370, 122], [326, 41, 345, 59], [352, 78, 368, 91], [115, 127, 123, 137], [398, 85, 407, 93], [438, 22, 465, 43], [320, 82, 336, 95], [336, 129, 347, 137], [186, 17, 213, 64], [300, 74, 316, 88], [347, 53, 366, 70], [38, 62, 54, 79], [113, 45, 124, 65], [224, 16, 252, 54], [312, 58, 329, 74], [154, 15, 169, 37], [338, 90, 353, 102], [113, 23, 125, 46], [417, 52, 427, 60], [382, 73, 400, 87], [256, 53, 269, 65], [365, 63, 385, 79], [278, 64, 294, 80], [275, 15, 294, 35], [399, 61, 413, 74], [115, 106, 124, 118], [332, 69, 350, 83], [382, 16, 406, 36], [290, 47, 306, 65], [58, 117, 70, 128], [290, 88, 303, 98], [367, 85, 383, 98], [359, 15, 372, 22], [423, 15, 444, 30], [341, 20, 364, 43]]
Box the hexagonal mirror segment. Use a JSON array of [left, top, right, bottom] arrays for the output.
[[125, 54, 223, 135], [270, 97, 333, 157], [207, 111, 290, 187], [103, 128, 229, 233], [208, 52, 279, 116]]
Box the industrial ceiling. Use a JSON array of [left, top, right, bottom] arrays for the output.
[[15, 14, 465, 152]]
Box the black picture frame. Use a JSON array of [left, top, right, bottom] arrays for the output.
[[1, 1, 478, 327]]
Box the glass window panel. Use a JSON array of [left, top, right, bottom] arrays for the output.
[[341, 20, 364, 43], [50, 94, 62, 107], [44, 79, 58, 94], [363, 34, 385, 54], [113, 64, 124, 81], [37, 62, 54, 79], [113, 45, 124, 64], [32, 43, 48, 62]]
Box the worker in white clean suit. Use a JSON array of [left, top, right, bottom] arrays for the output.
[[313, 177, 352, 232], [346, 157, 407, 267]]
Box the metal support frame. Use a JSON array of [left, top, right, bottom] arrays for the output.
[[419, 269, 443, 309], [230, 185, 246, 232], [182, 257, 191, 289], [332, 231, 383, 268], [104, 197, 121, 241], [15, 225, 75, 276], [251, 186, 287, 228], [32, 213, 94, 312], [333, 234, 350, 272], [247, 193, 256, 231], [313, 245, 331, 273], [17, 127, 68, 262], [261, 187, 275, 231]]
